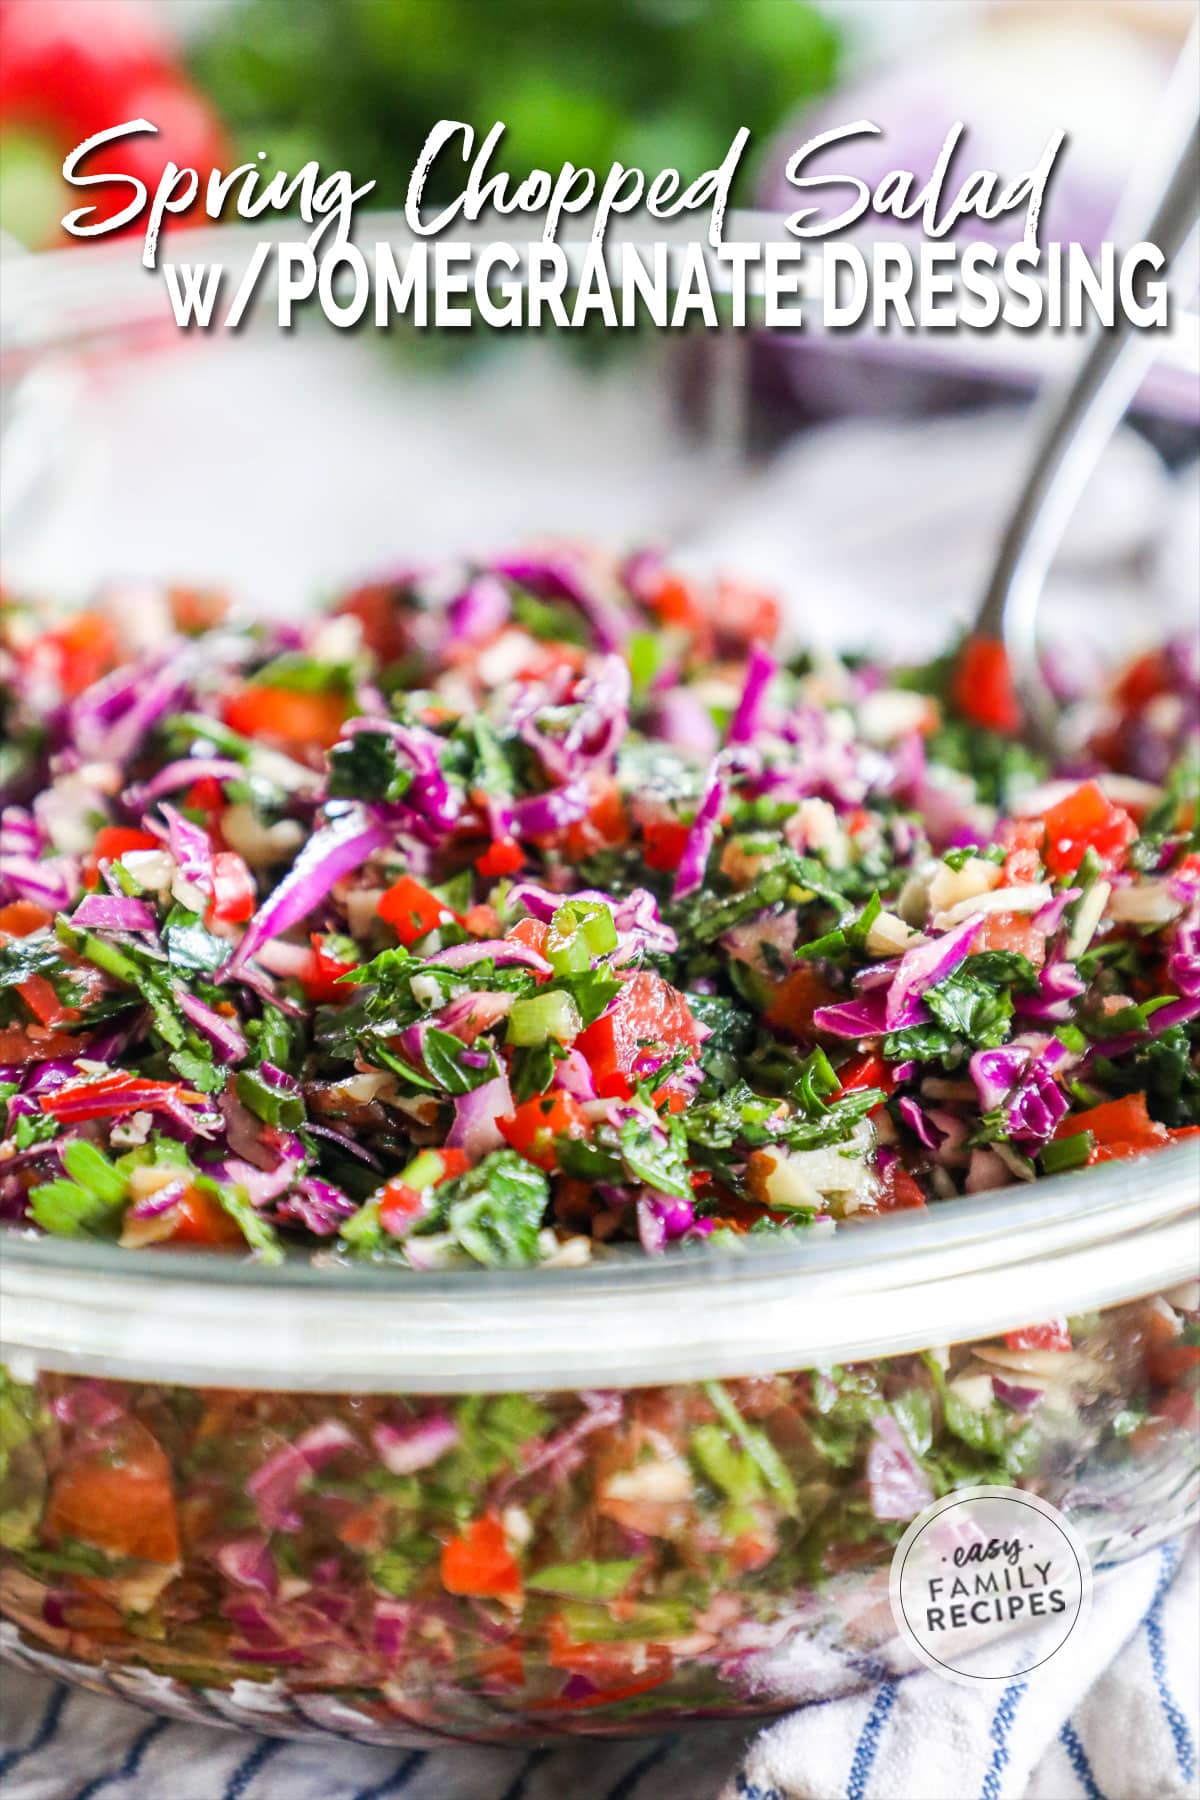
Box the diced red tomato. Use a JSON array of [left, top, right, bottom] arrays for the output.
[[461, 903, 501, 938], [837, 1052, 893, 1096], [1146, 1341, 1200, 1386], [642, 817, 691, 873], [876, 1162, 927, 1212], [575, 971, 700, 1099], [513, 641, 588, 683], [506, 917, 549, 956], [997, 819, 1045, 886], [46, 1419, 180, 1565], [475, 837, 525, 879], [714, 579, 780, 647], [0, 901, 53, 937], [764, 966, 837, 1038], [647, 573, 709, 640], [207, 851, 255, 925], [335, 581, 412, 663], [952, 636, 1021, 735], [975, 910, 1047, 969], [223, 685, 348, 750], [440, 1513, 521, 1604], [183, 775, 228, 822], [498, 1091, 589, 1171], [378, 876, 453, 947], [86, 825, 159, 885], [0, 1026, 88, 1065], [1005, 1320, 1071, 1352], [168, 587, 229, 635], [561, 778, 629, 862], [1039, 781, 1136, 879], [299, 934, 358, 1004]]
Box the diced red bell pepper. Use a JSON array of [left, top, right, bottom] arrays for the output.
[[86, 825, 159, 886], [1005, 1320, 1071, 1352], [498, 1091, 589, 1171], [207, 851, 255, 925], [440, 1512, 521, 1604], [952, 636, 1021, 735], [378, 1148, 469, 1237], [299, 934, 358, 1003], [17, 974, 76, 1029], [183, 775, 228, 820], [223, 685, 348, 750], [378, 875, 454, 948], [1039, 781, 1136, 879], [1054, 1092, 1165, 1152], [37, 611, 118, 698], [1116, 649, 1170, 709], [476, 837, 525, 879], [41, 1072, 202, 1123], [642, 817, 690, 873], [0, 901, 53, 937], [763, 966, 837, 1038], [159, 1185, 246, 1250], [575, 971, 700, 1099], [837, 1052, 893, 1096]]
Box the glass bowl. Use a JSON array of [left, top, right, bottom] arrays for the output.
[[1, 227, 1198, 1746]]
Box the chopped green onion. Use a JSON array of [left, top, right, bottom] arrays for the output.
[[235, 1068, 304, 1130], [507, 990, 582, 1047], [544, 899, 618, 976], [1040, 1132, 1093, 1174]]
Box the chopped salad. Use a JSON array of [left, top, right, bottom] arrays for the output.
[[1, 555, 1197, 1267]]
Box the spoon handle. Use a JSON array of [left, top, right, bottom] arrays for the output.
[[974, 108, 1200, 748]]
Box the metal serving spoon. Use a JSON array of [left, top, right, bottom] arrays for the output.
[[973, 86, 1200, 753]]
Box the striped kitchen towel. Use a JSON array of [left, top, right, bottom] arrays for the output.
[[1, 1536, 1195, 1800]]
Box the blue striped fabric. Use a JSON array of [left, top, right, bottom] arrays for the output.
[[978, 1679, 1027, 1800], [845, 1680, 898, 1800], [1058, 1720, 1106, 1800], [1145, 1542, 1198, 1789], [0, 1682, 68, 1785], [349, 1749, 427, 1800], [71, 1716, 169, 1800], [605, 1737, 679, 1799], [223, 1735, 285, 1800]]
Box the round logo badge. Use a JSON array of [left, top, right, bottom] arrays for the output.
[[889, 1485, 1093, 1686]]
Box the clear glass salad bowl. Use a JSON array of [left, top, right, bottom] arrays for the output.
[[1, 227, 1197, 1745]]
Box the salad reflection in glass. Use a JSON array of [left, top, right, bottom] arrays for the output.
[[1, 553, 1196, 1262]]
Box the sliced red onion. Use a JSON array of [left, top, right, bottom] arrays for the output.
[[510, 783, 591, 837], [0, 854, 79, 912], [1033, 888, 1081, 934], [887, 914, 982, 1029], [0, 806, 41, 857], [371, 1414, 460, 1476], [1168, 909, 1200, 1000], [897, 1095, 944, 1151], [491, 553, 630, 653], [71, 894, 158, 934], [213, 1536, 279, 1596], [446, 1068, 512, 1161], [125, 1178, 188, 1221], [812, 990, 889, 1038], [177, 990, 247, 1062], [304, 1123, 381, 1169], [246, 1442, 310, 1532], [554, 1049, 596, 1101], [275, 1178, 357, 1237], [727, 644, 779, 746], [991, 1378, 1045, 1414], [650, 689, 718, 760], [125, 757, 242, 810], [866, 1415, 934, 1521], [373, 1598, 412, 1657], [221, 810, 391, 978], [1089, 995, 1200, 1061], [637, 1197, 667, 1256], [425, 938, 551, 975], [673, 762, 724, 901], [293, 1418, 359, 1469], [448, 574, 511, 646]]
